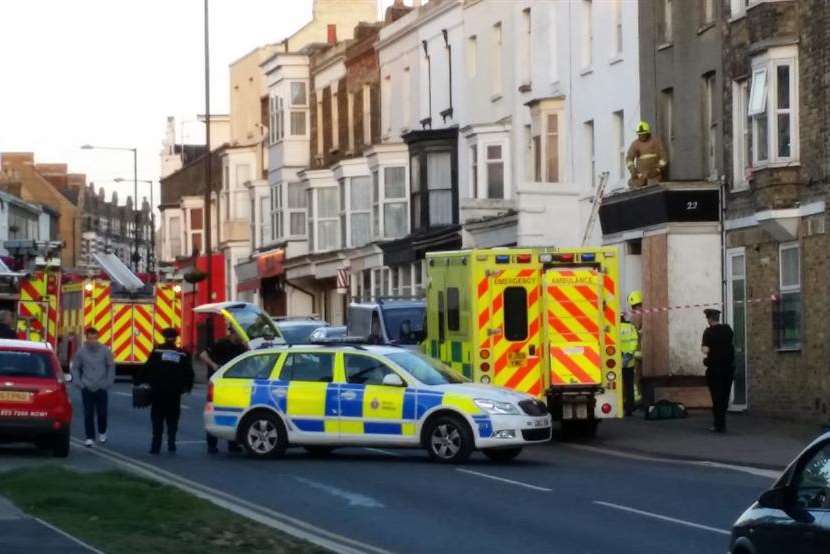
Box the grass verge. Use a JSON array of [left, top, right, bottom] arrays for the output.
[[0, 465, 330, 554]]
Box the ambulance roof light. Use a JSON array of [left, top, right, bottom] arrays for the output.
[[495, 255, 510, 264], [539, 254, 553, 263], [555, 253, 574, 262], [516, 254, 532, 263], [581, 253, 596, 262]]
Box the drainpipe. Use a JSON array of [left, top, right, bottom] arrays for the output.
[[720, 174, 727, 316], [440, 29, 453, 122]]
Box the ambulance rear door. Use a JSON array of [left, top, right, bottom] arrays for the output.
[[542, 268, 604, 395], [484, 258, 543, 397]]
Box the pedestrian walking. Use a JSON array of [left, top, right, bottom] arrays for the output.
[[70, 327, 115, 447], [0, 310, 18, 339], [136, 328, 194, 454], [701, 309, 735, 433], [199, 327, 247, 454]]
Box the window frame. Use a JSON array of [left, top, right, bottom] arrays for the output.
[[343, 354, 402, 387], [530, 103, 564, 184], [223, 353, 280, 380], [311, 186, 340, 252], [503, 287, 529, 342], [447, 287, 461, 332], [749, 48, 799, 167], [777, 241, 802, 351], [278, 352, 335, 383]]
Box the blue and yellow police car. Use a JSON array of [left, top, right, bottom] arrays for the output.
[[205, 344, 552, 463]]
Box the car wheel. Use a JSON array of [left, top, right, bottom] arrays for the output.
[[240, 412, 287, 459], [425, 415, 474, 464], [52, 431, 70, 458], [303, 446, 335, 457], [482, 447, 523, 462]]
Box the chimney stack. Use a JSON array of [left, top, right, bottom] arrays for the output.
[[327, 24, 337, 45]]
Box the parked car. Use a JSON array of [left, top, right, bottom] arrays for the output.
[[347, 299, 425, 349], [308, 325, 347, 342], [730, 431, 830, 553], [0, 339, 72, 457], [272, 317, 329, 345]]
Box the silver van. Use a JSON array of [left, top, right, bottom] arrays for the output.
[[346, 299, 425, 350]]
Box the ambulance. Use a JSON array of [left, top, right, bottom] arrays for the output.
[[424, 247, 623, 436]]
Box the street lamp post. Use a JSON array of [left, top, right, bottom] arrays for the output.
[[114, 177, 155, 273], [81, 144, 140, 272]]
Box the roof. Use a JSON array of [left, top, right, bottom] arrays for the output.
[[350, 300, 425, 309], [0, 339, 53, 352]]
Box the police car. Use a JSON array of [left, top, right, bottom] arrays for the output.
[[205, 343, 552, 463]]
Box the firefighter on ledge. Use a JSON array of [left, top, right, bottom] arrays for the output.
[[625, 121, 668, 188]]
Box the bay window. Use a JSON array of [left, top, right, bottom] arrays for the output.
[[289, 82, 307, 137], [748, 47, 798, 167], [309, 186, 339, 252], [427, 152, 453, 225], [259, 195, 270, 246], [287, 183, 307, 237], [372, 167, 407, 240], [486, 145, 504, 199], [339, 176, 371, 248], [268, 96, 284, 144], [271, 184, 283, 240], [731, 80, 751, 190], [530, 103, 563, 183]]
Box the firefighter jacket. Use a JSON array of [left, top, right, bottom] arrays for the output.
[[136, 345, 194, 400], [619, 321, 641, 369], [625, 135, 667, 186]]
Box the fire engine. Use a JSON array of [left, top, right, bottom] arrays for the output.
[[424, 247, 623, 436], [58, 253, 182, 373]]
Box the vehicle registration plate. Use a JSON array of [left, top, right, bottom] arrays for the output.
[[0, 391, 32, 403], [508, 351, 527, 365]]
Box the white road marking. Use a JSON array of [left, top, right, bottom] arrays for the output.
[[593, 500, 731, 536], [567, 443, 780, 480], [294, 477, 384, 508], [70, 439, 392, 554], [456, 468, 553, 492], [33, 516, 106, 553]]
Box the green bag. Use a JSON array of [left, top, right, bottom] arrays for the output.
[[645, 399, 688, 420]]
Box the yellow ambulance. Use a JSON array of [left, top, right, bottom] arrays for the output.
[[425, 247, 623, 436]]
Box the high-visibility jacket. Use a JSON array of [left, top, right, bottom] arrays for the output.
[[619, 321, 640, 369]]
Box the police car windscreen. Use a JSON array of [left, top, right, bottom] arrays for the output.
[[279, 323, 325, 344], [228, 305, 280, 340], [383, 308, 425, 345], [0, 351, 53, 378], [387, 351, 466, 385]]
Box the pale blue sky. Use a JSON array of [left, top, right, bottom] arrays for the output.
[[0, 0, 394, 207]]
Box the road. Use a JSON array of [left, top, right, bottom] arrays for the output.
[[69, 383, 771, 554]]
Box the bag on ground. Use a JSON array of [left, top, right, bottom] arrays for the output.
[[644, 399, 687, 420]]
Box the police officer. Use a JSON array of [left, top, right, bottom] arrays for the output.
[[137, 328, 194, 454], [199, 327, 247, 454], [619, 314, 640, 416], [701, 309, 735, 433]]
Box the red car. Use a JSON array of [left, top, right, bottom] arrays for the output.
[[0, 339, 72, 457]]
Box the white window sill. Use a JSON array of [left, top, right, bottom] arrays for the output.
[[776, 346, 802, 353], [578, 66, 594, 77], [609, 55, 624, 66], [657, 42, 673, 51], [697, 22, 716, 35], [751, 160, 801, 170]]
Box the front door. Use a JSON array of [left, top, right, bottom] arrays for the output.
[[542, 268, 604, 390], [726, 249, 748, 410], [486, 266, 543, 396], [339, 353, 415, 444]]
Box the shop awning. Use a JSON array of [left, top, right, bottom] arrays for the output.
[[257, 249, 284, 279]]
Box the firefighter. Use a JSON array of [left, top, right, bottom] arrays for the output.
[[619, 314, 640, 416], [199, 327, 246, 454], [136, 327, 194, 454], [701, 309, 735, 433], [625, 121, 667, 188], [627, 290, 644, 407], [0, 310, 17, 339]]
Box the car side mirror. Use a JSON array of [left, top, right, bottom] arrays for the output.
[[758, 486, 791, 510], [382, 373, 405, 387], [63, 373, 73, 383]]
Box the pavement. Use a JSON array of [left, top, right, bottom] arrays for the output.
[[0, 491, 100, 553], [590, 408, 825, 470], [0, 383, 822, 554]]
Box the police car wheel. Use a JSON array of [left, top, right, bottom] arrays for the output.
[[482, 447, 523, 462], [425, 415, 473, 464], [240, 413, 286, 458]]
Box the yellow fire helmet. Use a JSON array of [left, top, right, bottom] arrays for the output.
[[628, 290, 643, 307], [635, 121, 651, 135]]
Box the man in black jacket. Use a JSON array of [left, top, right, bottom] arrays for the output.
[[136, 328, 194, 454], [701, 309, 735, 433]]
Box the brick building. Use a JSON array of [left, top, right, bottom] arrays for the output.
[[722, 0, 830, 422]]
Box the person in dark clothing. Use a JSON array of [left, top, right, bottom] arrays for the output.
[[0, 310, 17, 339], [136, 328, 194, 454], [701, 309, 735, 433], [199, 327, 247, 454]]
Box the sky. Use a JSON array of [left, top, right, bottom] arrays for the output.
[[0, 0, 395, 209]]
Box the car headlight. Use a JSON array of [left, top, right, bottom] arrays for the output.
[[474, 398, 520, 415]]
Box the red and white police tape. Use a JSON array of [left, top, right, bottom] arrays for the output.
[[629, 294, 779, 316]]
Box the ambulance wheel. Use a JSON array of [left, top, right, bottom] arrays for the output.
[[482, 447, 523, 462], [240, 412, 287, 459], [52, 431, 70, 458], [425, 415, 474, 464], [303, 446, 335, 457]]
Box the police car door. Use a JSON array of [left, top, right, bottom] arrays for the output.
[[277, 351, 337, 444], [339, 353, 416, 445]]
